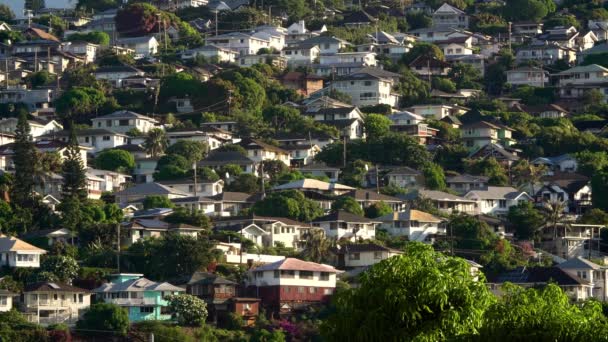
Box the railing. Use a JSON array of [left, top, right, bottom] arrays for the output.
[[106, 297, 159, 306], [25, 300, 72, 308]]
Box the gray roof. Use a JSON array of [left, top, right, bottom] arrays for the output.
[[446, 174, 489, 183], [400, 189, 476, 202], [93, 277, 184, 293], [114, 182, 189, 197], [557, 257, 602, 271], [312, 210, 379, 223], [465, 186, 528, 200], [117, 36, 156, 44], [94, 110, 157, 122]]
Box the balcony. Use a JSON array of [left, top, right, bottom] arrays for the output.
[[106, 297, 160, 306]]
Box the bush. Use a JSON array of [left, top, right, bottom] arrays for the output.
[[165, 294, 208, 327], [76, 303, 129, 336]]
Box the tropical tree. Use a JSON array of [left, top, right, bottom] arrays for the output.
[[12, 112, 38, 208], [322, 243, 494, 341], [40, 255, 79, 283], [144, 128, 168, 157], [511, 159, 546, 194], [299, 228, 334, 263], [331, 197, 364, 216], [541, 200, 569, 241], [76, 303, 129, 337], [165, 294, 208, 327]]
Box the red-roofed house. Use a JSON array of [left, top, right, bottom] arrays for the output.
[[246, 258, 341, 312]]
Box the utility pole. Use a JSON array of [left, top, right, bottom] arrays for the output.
[[4, 59, 8, 89], [450, 222, 454, 256], [260, 160, 265, 199], [34, 48, 38, 72], [193, 162, 198, 197], [508, 21, 512, 55], [214, 10, 219, 37], [342, 134, 347, 168], [116, 223, 121, 273], [375, 164, 380, 194]]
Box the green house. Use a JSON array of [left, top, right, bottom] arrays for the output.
[[93, 273, 184, 322]]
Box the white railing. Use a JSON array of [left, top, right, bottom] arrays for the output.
[[106, 297, 159, 306], [225, 253, 285, 264]]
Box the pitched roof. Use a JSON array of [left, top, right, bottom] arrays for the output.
[[94, 110, 157, 122], [337, 243, 402, 254], [209, 191, 260, 202], [25, 282, 88, 293], [557, 64, 608, 75], [488, 266, 582, 286], [93, 277, 184, 293], [434, 3, 466, 15], [200, 151, 254, 165], [272, 179, 354, 191], [385, 166, 421, 176], [0, 235, 46, 253], [376, 209, 443, 222], [401, 189, 476, 203], [342, 10, 377, 24], [25, 27, 60, 42], [114, 182, 190, 197], [465, 186, 527, 200], [185, 272, 236, 286], [239, 138, 288, 154], [557, 257, 602, 270], [312, 210, 378, 223], [337, 67, 401, 81], [342, 189, 403, 203], [251, 258, 340, 273], [446, 173, 489, 183]]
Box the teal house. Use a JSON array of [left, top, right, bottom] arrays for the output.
[[93, 273, 184, 322]]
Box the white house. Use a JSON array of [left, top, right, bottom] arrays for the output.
[[318, 52, 377, 67], [556, 64, 608, 103], [0, 235, 46, 268], [312, 210, 379, 241], [39, 129, 130, 155], [116, 36, 159, 57], [158, 178, 224, 197], [122, 219, 208, 246], [206, 32, 270, 56], [61, 41, 99, 63], [22, 282, 90, 325], [88, 168, 131, 192], [464, 186, 532, 216], [558, 257, 608, 301], [515, 41, 577, 65], [113, 182, 189, 206], [376, 209, 445, 242], [0, 118, 62, 138], [94, 65, 146, 88], [506, 67, 550, 88], [91, 110, 158, 134], [238, 138, 291, 166], [180, 45, 239, 63], [280, 44, 321, 66], [335, 243, 402, 269], [407, 104, 467, 120], [0, 289, 15, 312], [432, 3, 469, 29], [332, 67, 400, 108]]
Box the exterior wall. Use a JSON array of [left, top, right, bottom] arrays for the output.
[[253, 285, 334, 310], [261, 222, 303, 249], [343, 250, 400, 267], [249, 269, 337, 288], [246, 149, 290, 166], [333, 79, 398, 107], [92, 117, 156, 134], [506, 70, 548, 87], [0, 251, 42, 268], [315, 221, 376, 240], [380, 221, 444, 241], [0, 296, 13, 312]]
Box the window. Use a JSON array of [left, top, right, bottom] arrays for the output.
[[274, 270, 280, 278], [0, 296, 6, 306], [106, 120, 112, 127], [320, 272, 329, 281], [119, 119, 129, 126], [364, 81, 372, 86], [79, 294, 84, 303], [309, 287, 317, 294], [499, 200, 507, 208], [140, 307, 154, 313], [323, 289, 333, 295], [349, 253, 360, 260], [374, 251, 382, 259], [298, 286, 305, 293], [299, 271, 313, 279], [85, 137, 89, 143], [280, 270, 295, 278], [103, 136, 110, 141]]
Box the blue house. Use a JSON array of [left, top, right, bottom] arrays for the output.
[[93, 273, 184, 322]]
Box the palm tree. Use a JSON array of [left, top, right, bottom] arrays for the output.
[[144, 128, 168, 157], [541, 200, 570, 254], [300, 228, 334, 263], [512, 159, 547, 196]]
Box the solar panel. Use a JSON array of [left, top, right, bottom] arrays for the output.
[[48, 283, 60, 289]]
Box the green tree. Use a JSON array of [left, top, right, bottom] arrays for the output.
[[503, 0, 549, 22], [26, 70, 54, 88], [0, 5, 15, 22], [40, 255, 79, 283], [332, 197, 364, 216], [143, 195, 175, 209], [55, 87, 107, 123], [464, 158, 508, 186], [507, 201, 544, 240], [165, 294, 208, 326], [95, 149, 135, 173], [364, 114, 392, 139], [164, 207, 211, 229], [478, 283, 608, 341], [450, 214, 496, 250], [252, 190, 323, 222], [592, 170, 608, 212], [166, 140, 207, 165], [364, 201, 393, 219], [67, 31, 110, 45], [61, 129, 87, 201], [225, 174, 261, 193], [299, 228, 333, 263], [262, 105, 301, 131], [579, 208, 608, 226], [76, 303, 129, 336], [395, 67, 430, 107], [448, 63, 482, 89], [422, 163, 446, 190], [12, 112, 37, 208], [581, 53, 608, 68], [322, 243, 494, 341], [402, 42, 445, 64]]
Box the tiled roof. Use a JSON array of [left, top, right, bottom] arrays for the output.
[[342, 189, 403, 203], [375, 209, 443, 222], [272, 179, 354, 191], [465, 186, 527, 200], [114, 182, 189, 197], [25, 282, 88, 293], [558, 257, 602, 270], [0, 235, 46, 253]]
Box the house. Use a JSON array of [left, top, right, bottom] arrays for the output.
[[512, 103, 569, 119], [331, 67, 400, 107], [432, 3, 469, 29], [206, 192, 260, 217], [0, 235, 46, 268], [303, 107, 365, 139], [93, 273, 184, 322], [285, 20, 322, 44], [535, 26, 580, 49], [278, 72, 324, 96], [61, 41, 99, 63], [461, 121, 514, 151], [556, 64, 608, 103], [318, 52, 377, 68], [238, 138, 290, 166], [214, 242, 285, 265], [339, 189, 405, 212], [133, 157, 159, 183], [281, 143, 320, 167], [409, 55, 451, 76], [407, 104, 468, 120], [532, 154, 577, 174], [376, 209, 445, 242], [384, 166, 424, 189], [540, 173, 592, 214], [181, 272, 259, 324], [114, 182, 190, 206], [436, 36, 473, 56], [214, 215, 312, 249], [312, 210, 379, 241], [446, 174, 489, 194], [238, 54, 287, 69], [296, 36, 351, 54], [0, 118, 62, 138], [21, 228, 72, 247], [506, 67, 550, 88], [342, 10, 377, 28], [116, 36, 159, 57], [464, 186, 532, 216], [588, 20, 608, 41], [557, 257, 608, 301], [487, 266, 594, 302], [165, 128, 227, 150], [246, 258, 341, 313], [280, 44, 321, 66], [253, 25, 287, 51], [274, 131, 337, 150], [272, 179, 355, 196], [39, 129, 130, 155], [158, 178, 224, 197], [446, 54, 486, 76], [0, 289, 15, 312], [0, 88, 55, 112], [22, 282, 90, 325], [180, 45, 238, 63], [334, 243, 402, 269], [401, 189, 477, 214], [93, 65, 146, 88], [213, 222, 267, 247], [122, 219, 207, 245], [206, 32, 270, 56], [91, 110, 158, 134], [298, 163, 341, 183], [88, 168, 132, 192], [512, 22, 544, 41], [200, 151, 257, 175], [386, 111, 438, 144], [515, 41, 577, 65], [0, 140, 90, 171], [468, 143, 520, 166]]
